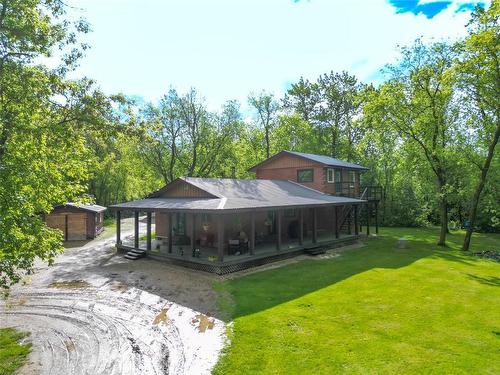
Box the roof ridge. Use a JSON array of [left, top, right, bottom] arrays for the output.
[[181, 176, 226, 199]]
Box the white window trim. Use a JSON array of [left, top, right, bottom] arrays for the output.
[[327, 168, 335, 183], [350, 171, 356, 183]]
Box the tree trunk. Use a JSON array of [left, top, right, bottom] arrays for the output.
[[265, 128, 270, 158], [436, 173, 448, 247], [463, 122, 500, 251], [438, 198, 448, 246]]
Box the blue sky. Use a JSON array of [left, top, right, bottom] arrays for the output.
[[66, 0, 487, 111]]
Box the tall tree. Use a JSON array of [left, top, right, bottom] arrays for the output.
[[459, 1, 500, 250], [142, 88, 241, 182], [285, 72, 365, 160], [248, 91, 279, 158], [0, 0, 118, 288], [366, 41, 458, 246]]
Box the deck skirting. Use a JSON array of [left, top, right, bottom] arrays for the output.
[[117, 235, 361, 275]]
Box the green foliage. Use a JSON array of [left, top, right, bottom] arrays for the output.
[[1, 0, 498, 288], [214, 228, 500, 374], [0, 327, 31, 375], [0, 1, 123, 287]]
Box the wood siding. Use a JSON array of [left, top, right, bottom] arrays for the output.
[[155, 212, 169, 237], [254, 153, 326, 192], [45, 209, 103, 240], [159, 180, 213, 198], [253, 153, 361, 197]]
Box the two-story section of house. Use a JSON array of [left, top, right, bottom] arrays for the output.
[[248, 150, 369, 198]]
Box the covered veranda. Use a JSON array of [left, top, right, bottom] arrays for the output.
[[113, 204, 367, 266]]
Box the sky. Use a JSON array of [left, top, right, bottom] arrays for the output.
[[65, 0, 488, 111]]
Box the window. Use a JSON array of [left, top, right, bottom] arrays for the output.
[[173, 213, 186, 235], [327, 168, 334, 183], [265, 211, 276, 234], [297, 169, 314, 183], [349, 171, 356, 183], [284, 209, 296, 218]]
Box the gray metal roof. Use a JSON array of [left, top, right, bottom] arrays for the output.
[[110, 178, 365, 212], [248, 150, 368, 171], [285, 151, 369, 170], [60, 203, 107, 213]]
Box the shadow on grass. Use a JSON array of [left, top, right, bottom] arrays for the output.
[[220, 231, 498, 321], [466, 274, 500, 287]]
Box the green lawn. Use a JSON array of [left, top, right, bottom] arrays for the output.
[[0, 328, 31, 375], [213, 228, 500, 374]]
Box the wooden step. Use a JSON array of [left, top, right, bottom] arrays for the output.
[[124, 249, 146, 260], [128, 249, 146, 256], [304, 248, 327, 256]]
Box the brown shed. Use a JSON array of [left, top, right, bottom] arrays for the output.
[[45, 203, 107, 241]]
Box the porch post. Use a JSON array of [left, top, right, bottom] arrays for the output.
[[191, 213, 196, 253], [146, 212, 152, 251], [250, 211, 255, 255], [168, 212, 173, 253], [332, 206, 336, 239], [347, 207, 352, 235], [299, 208, 304, 246], [134, 211, 139, 248], [334, 206, 340, 239], [116, 210, 121, 245], [354, 205, 359, 236], [276, 210, 282, 251], [312, 208, 317, 244], [375, 201, 379, 234], [366, 203, 370, 236], [217, 214, 224, 262]]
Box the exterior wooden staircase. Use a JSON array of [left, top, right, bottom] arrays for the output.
[[124, 249, 146, 260]]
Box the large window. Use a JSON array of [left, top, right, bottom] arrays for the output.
[[297, 169, 314, 183]]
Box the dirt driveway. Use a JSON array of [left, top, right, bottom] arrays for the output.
[[0, 218, 226, 375]]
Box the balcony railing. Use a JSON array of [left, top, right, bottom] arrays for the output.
[[332, 182, 382, 201]]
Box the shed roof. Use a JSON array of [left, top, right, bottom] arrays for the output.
[[110, 177, 365, 212], [248, 150, 368, 171], [56, 203, 107, 213]]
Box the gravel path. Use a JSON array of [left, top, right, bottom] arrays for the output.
[[0, 218, 225, 375]]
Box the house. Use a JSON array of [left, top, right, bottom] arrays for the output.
[[110, 151, 380, 274], [248, 150, 370, 197], [45, 203, 107, 241]]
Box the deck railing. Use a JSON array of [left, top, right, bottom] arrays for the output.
[[334, 182, 382, 201]]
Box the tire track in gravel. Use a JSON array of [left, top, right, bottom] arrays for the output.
[[1, 285, 224, 375], [0, 224, 225, 375]]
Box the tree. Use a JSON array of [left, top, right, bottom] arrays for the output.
[[459, 1, 500, 250], [248, 91, 279, 158], [284, 72, 365, 160], [141, 89, 184, 184], [366, 41, 458, 246], [0, 0, 118, 288], [142, 88, 242, 182]]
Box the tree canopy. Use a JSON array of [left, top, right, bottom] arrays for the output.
[[0, 0, 498, 288]]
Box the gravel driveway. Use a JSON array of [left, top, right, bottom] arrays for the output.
[[0, 218, 226, 375]]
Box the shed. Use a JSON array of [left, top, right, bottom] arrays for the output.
[[45, 203, 107, 241]]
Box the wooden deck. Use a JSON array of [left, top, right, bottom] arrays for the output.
[[117, 233, 362, 274]]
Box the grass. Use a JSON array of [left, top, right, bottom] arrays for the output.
[[213, 227, 500, 374], [104, 217, 116, 229], [0, 328, 31, 375], [140, 231, 155, 241]]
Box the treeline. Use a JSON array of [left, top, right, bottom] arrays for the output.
[[90, 4, 499, 244], [0, 0, 498, 287]]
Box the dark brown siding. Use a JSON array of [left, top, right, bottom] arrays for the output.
[[159, 180, 213, 198], [46, 209, 103, 240], [254, 153, 327, 192]]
